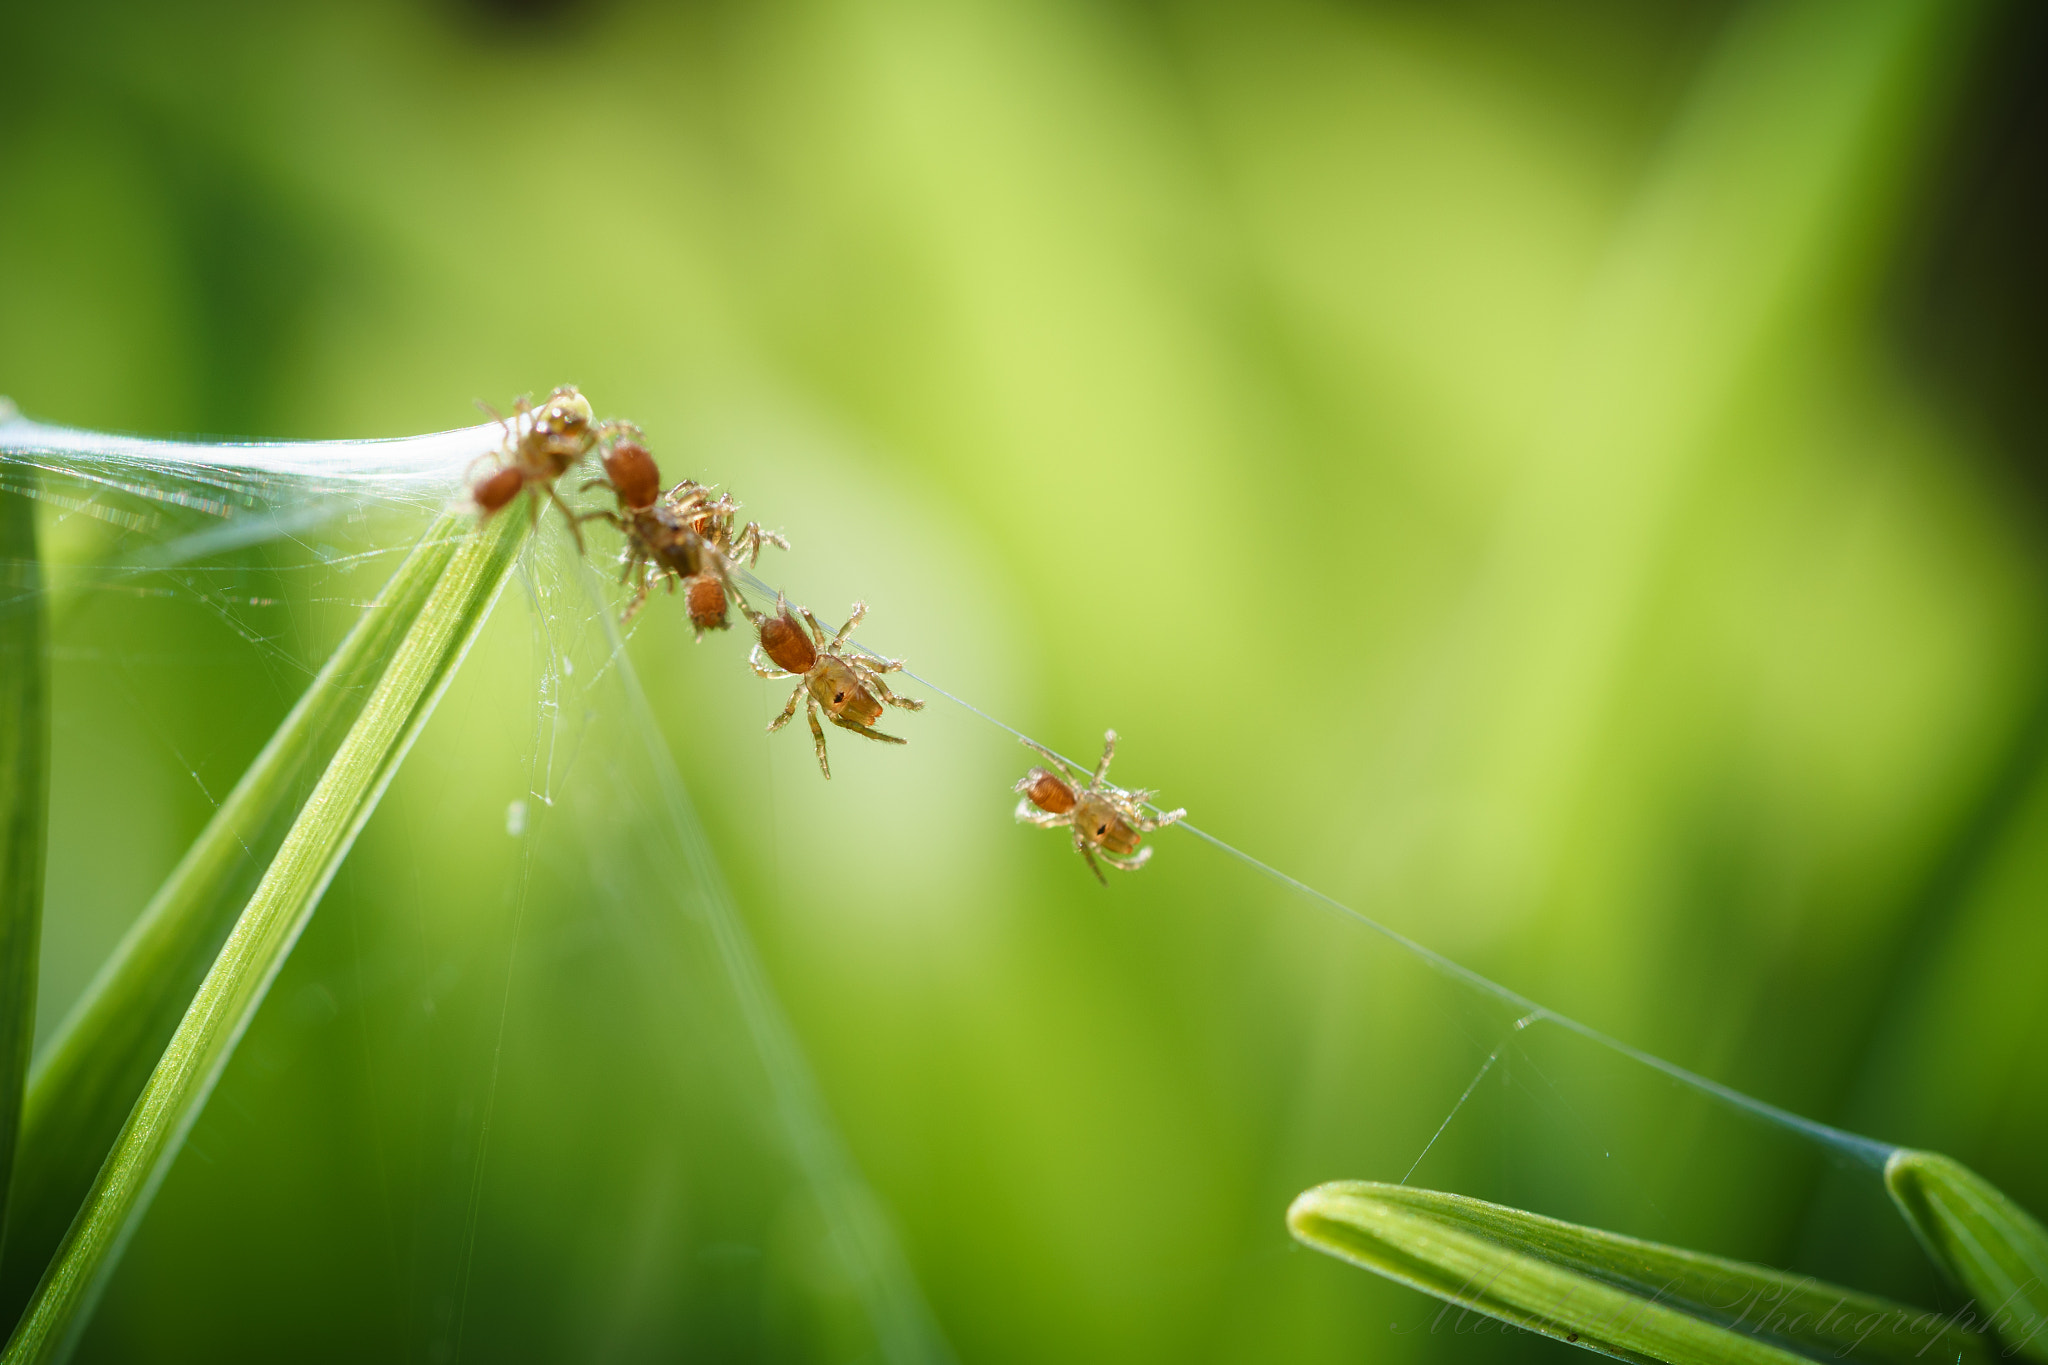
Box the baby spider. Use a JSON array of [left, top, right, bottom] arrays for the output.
[[469, 385, 609, 551], [579, 440, 788, 632], [660, 477, 789, 630], [1015, 730, 1184, 883], [743, 595, 923, 779]]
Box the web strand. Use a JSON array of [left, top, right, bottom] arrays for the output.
[[720, 561, 1897, 1170]]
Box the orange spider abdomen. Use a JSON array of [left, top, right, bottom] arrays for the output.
[[603, 441, 662, 510], [1020, 768, 1077, 815], [685, 575, 729, 631], [472, 466, 524, 514], [759, 611, 816, 673]]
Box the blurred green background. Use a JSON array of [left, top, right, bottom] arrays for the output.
[[3, 0, 2046, 1359]]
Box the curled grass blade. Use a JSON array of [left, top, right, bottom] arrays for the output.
[[0, 473, 49, 1252], [1886, 1149, 2048, 1362], [1, 504, 528, 1364], [1289, 1181, 1994, 1365], [0, 511, 465, 1322]]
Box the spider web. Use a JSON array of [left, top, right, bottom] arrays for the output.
[[3, 409, 948, 1363], [0, 406, 1971, 1363]]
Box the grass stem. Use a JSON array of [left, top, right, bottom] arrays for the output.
[[0, 474, 49, 1263], [0, 512, 466, 1325], [1289, 1181, 1996, 1365], [1886, 1150, 2048, 1363], [1, 504, 527, 1364]]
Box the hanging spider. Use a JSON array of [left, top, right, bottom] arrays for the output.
[[579, 440, 788, 632], [1015, 730, 1185, 882], [743, 594, 923, 778], [469, 385, 609, 551]]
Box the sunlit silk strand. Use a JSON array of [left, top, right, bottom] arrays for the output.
[[719, 562, 1896, 1171]]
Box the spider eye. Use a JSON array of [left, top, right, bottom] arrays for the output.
[[834, 691, 845, 703], [1096, 824, 1107, 836]]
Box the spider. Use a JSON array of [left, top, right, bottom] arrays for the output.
[[469, 385, 609, 551], [1014, 730, 1184, 882], [579, 439, 788, 631], [743, 595, 923, 778]]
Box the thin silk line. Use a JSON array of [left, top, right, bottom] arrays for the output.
[[721, 566, 1895, 1170], [1403, 1041, 1509, 1186]]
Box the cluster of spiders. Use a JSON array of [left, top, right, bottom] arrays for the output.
[[469, 387, 1182, 877], [470, 386, 918, 781]]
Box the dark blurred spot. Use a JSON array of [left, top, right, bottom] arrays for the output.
[[441, 0, 606, 38], [1893, 0, 2048, 497]]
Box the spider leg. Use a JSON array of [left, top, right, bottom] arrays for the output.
[[1092, 730, 1119, 787], [1073, 830, 1107, 885], [799, 604, 835, 647], [825, 713, 906, 745], [829, 601, 867, 647], [733, 522, 788, 567], [620, 573, 652, 624], [1014, 799, 1069, 828], [476, 398, 513, 449], [766, 684, 804, 733], [742, 588, 795, 630], [1097, 846, 1153, 872], [493, 396, 530, 454], [806, 694, 832, 779], [1133, 804, 1187, 833], [865, 670, 924, 712], [544, 484, 587, 554], [1020, 737, 1088, 782], [747, 645, 796, 681]]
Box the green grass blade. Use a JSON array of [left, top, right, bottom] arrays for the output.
[[1886, 1149, 2048, 1362], [0, 474, 49, 1254], [0, 511, 464, 1325], [1, 505, 527, 1365], [1289, 1182, 1994, 1365]]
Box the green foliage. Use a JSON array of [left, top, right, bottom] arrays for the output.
[[1886, 1150, 2048, 1363], [0, 513, 463, 1324], [1289, 1181, 1996, 1365], [2, 0, 2044, 1358], [1, 507, 527, 1364], [0, 473, 49, 1252]]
